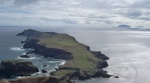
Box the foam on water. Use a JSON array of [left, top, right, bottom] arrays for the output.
[[10, 47, 25, 51], [31, 71, 42, 76], [24, 48, 35, 51], [48, 61, 58, 63], [59, 60, 66, 66], [47, 60, 66, 66], [17, 56, 40, 60], [21, 53, 26, 55]]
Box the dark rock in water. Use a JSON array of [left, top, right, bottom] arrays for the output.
[[98, 61, 108, 68], [114, 76, 119, 78], [91, 70, 111, 78], [92, 51, 109, 60], [21, 41, 26, 44], [43, 65, 48, 67], [42, 70, 47, 73], [20, 55, 30, 58], [0, 60, 39, 77]]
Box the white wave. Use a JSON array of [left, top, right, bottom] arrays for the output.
[[24, 48, 35, 51], [48, 60, 66, 66], [32, 71, 42, 74], [17, 56, 40, 60], [31, 70, 51, 76], [54, 64, 59, 69], [10, 47, 25, 51], [43, 65, 50, 67], [21, 53, 26, 55], [31, 71, 42, 76], [47, 60, 66, 64], [48, 61, 57, 63], [49, 69, 56, 73], [59, 61, 66, 66], [47, 60, 66, 71], [17, 76, 27, 79]]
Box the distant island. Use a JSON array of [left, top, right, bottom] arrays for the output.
[[118, 24, 131, 28], [117, 25, 146, 31], [0, 29, 117, 83]]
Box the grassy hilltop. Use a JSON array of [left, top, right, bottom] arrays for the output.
[[38, 34, 100, 76]]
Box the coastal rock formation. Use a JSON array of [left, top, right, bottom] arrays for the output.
[[92, 51, 109, 60], [20, 55, 30, 58], [60, 69, 111, 80], [21, 41, 26, 44], [98, 61, 108, 68], [42, 70, 47, 73], [0, 60, 39, 77], [17, 29, 113, 81]]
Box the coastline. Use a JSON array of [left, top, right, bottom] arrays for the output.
[[0, 29, 115, 83]]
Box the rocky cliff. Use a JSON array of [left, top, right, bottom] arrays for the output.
[[0, 60, 39, 77], [23, 38, 73, 60], [17, 29, 112, 80]]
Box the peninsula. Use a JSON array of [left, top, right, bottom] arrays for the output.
[[0, 29, 113, 83]]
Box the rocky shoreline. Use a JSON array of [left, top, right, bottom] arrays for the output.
[[0, 29, 117, 83]]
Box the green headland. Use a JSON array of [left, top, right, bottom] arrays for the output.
[[16, 29, 111, 80]]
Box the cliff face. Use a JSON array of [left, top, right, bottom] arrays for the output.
[[0, 60, 39, 77], [23, 38, 73, 60]]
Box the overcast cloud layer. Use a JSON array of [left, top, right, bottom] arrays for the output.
[[0, 0, 150, 27]]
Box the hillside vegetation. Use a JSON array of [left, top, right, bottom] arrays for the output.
[[38, 34, 100, 76]]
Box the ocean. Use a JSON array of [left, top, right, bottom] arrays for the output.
[[0, 26, 150, 83]]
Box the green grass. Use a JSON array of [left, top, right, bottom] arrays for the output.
[[38, 34, 101, 76], [39, 34, 78, 47]]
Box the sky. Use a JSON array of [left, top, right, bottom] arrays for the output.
[[0, 0, 150, 28]]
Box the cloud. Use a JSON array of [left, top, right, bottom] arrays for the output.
[[40, 17, 77, 24], [0, 0, 150, 27], [14, 0, 40, 6], [130, 0, 150, 9], [118, 10, 143, 18]]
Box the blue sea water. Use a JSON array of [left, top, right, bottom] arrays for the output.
[[0, 26, 150, 83]]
